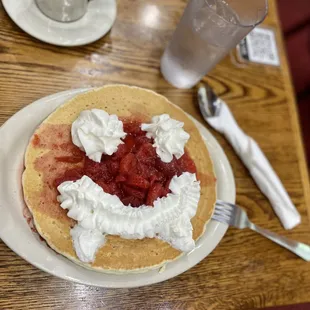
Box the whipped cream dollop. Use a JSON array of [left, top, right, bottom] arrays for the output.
[[70, 225, 106, 263], [58, 173, 200, 263], [141, 114, 190, 163], [71, 109, 126, 162]]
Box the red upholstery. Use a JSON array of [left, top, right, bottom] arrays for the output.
[[277, 0, 310, 33], [286, 25, 310, 94], [277, 0, 310, 167]]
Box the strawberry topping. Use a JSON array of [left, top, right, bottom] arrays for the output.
[[55, 119, 197, 207]]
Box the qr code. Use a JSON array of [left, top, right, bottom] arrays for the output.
[[240, 28, 280, 66]]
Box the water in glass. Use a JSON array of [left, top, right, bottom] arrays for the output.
[[161, 0, 266, 89]]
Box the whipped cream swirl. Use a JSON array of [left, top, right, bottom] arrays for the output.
[[58, 173, 200, 263], [141, 114, 190, 163], [71, 109, 126, 162]]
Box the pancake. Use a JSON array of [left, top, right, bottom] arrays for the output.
[[22, 85, 216, 273]]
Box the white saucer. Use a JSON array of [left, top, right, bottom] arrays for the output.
[[0, 88, 235, 288], [2, 0, 117, 46]]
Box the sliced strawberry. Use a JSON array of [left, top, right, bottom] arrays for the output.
[[107, 182, 120, 196], [115, 174, 127, 183], [136, 162, 164, 184], [105, 160, 120, 176], [136, 143, 157, 165], [156, 157, 180, 178], [127, 174, 150, 189], [97, 181, 122, 196], [134, 136, 152, 148], [146, 183, 164, 206], [84, 157, 99, 175], [122, 196, 143, 208], [84, 158, 112, 182], [137, 163, 153, 178], [112, 143, 128, 160], [119, 153, 138, 175], [124, 135, 135, 152], [177, 152, 197, 174], [112, 183, 124, 196], [100, 154, 111, 162], [96, 180, 110, 193], [161, 178, 171, 196], [123, 120, 144, 136], [149, 171, 165, 186], [122, 184, 146, 200]]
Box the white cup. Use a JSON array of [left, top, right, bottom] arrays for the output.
[[35, 0, 90, 22]]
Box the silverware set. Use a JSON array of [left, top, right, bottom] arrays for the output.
[[197, 81, 309, 261]]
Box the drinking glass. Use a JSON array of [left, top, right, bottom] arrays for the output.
[[160, 0, 268, 89], [35, 0, 90, 22]]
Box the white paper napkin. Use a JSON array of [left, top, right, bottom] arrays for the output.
[[206, 102, 301, 229]]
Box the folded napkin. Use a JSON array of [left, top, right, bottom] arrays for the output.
[[206, 102, 301, 230]]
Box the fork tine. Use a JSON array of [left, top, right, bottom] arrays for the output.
[[212, 214, 231, 225], [213, 215, 232, 226], [213, 210, 233, 220], [216, 203, 232, 212], [217, 200, 236, 210], [213, 208, 232, 218], [212, 200, 236, 225], [214, 204, 234, 217]]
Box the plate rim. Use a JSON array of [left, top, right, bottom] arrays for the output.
[[0, 88, 235, 288]]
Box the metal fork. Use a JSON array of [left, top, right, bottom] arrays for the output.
[[213, 200, 310, 261]]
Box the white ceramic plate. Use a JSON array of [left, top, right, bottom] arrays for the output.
[[2, 0, 117, 47], [0, 88, 235, 288]]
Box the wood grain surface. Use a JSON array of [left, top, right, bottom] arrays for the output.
[[1, 0, 310, 309]]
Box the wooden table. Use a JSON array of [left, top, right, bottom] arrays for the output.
[[1, 0, 310, 309]]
